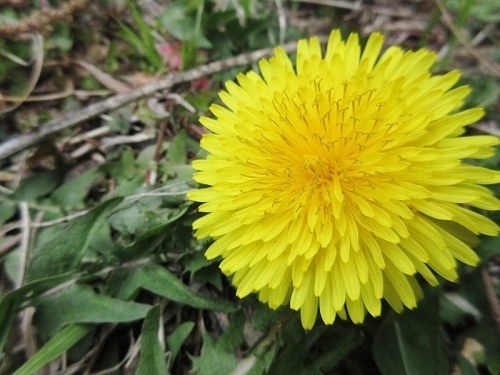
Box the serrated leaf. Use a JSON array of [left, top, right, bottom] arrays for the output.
[[193, 331, 239, 375], [26, 198, 122, 282], [108, 199, 187, 236], [112, 263, 237, 313], [0, 273, 75, 353], [108, 180, 190, 236], [33, 284, 151, 336], [136, 306, 169, 375], [268, 324, 361, 375], [373, 292, 449, 375], [305, 327, 363, 373], [266, 327, 318, 375], [13, 324, 90, 375]]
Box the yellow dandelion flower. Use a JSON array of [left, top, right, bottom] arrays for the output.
[[188, 30, 500, 329]]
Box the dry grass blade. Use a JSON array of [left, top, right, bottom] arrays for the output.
[[481, 267, 500, 330], [74, 60, 132, 94], [0, 34, 44, 115]]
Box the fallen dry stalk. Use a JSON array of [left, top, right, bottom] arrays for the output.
[[0, 40, 305, 161]]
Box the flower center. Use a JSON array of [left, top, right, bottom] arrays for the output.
[[303, 154, 346, 204], [304, 155, 335, 180]]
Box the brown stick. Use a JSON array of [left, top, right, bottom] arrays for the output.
[[0, 40, 303, 161]]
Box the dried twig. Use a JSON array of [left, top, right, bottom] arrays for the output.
[[1, 89, 112, 103], [74, 60, 131, 94], [67, 126, 112, 145], [274, 0, 287, 44], [471, 121, 500, 137], [0, 233, 22, 255], [100, 132, 155, 149], [296, 0, 362, 11], [0, 40, 304, 161], [295, 0, 422, 18], [20, 307, 37, 365]]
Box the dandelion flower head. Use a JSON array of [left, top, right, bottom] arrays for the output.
[[188, 30, 500, 329]]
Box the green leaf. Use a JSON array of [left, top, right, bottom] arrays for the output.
[[182, 251, 214, 277], [85, 221, 121, 260], [11, 171, 62, 201], [440, 292, 481, 326], [112, 263, 237, 313], [118, 22, 145, 55], [26, 198, 122, 282], [305, 327, 363, 373], [125, 0, 163, 70], [13, 324, 90, 375], [0, 201, 16, 224], [136, 306, 169, 375], [373, 292, 449, 375], [108, 198, 188, 236], [457, 354, 480, 375], [192, 331, 238, 375], [0, 295, 17, 355], [167, 321, 195, 360], [190, 311, 246, 375], [269, 330, 316, 374], [51, 166, 103, 210], [33, 284, 151, 336], [106, 147, 139, 180], [236, 345, 279, 375], [51, 24, 74, 52], [268, 324, 362, 375], [475, 235, 500, 263], [0, 273, 75, 353], [162, 130, 194, 180], [167, 130, 187, 165], [159, 1, 212, 48]]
